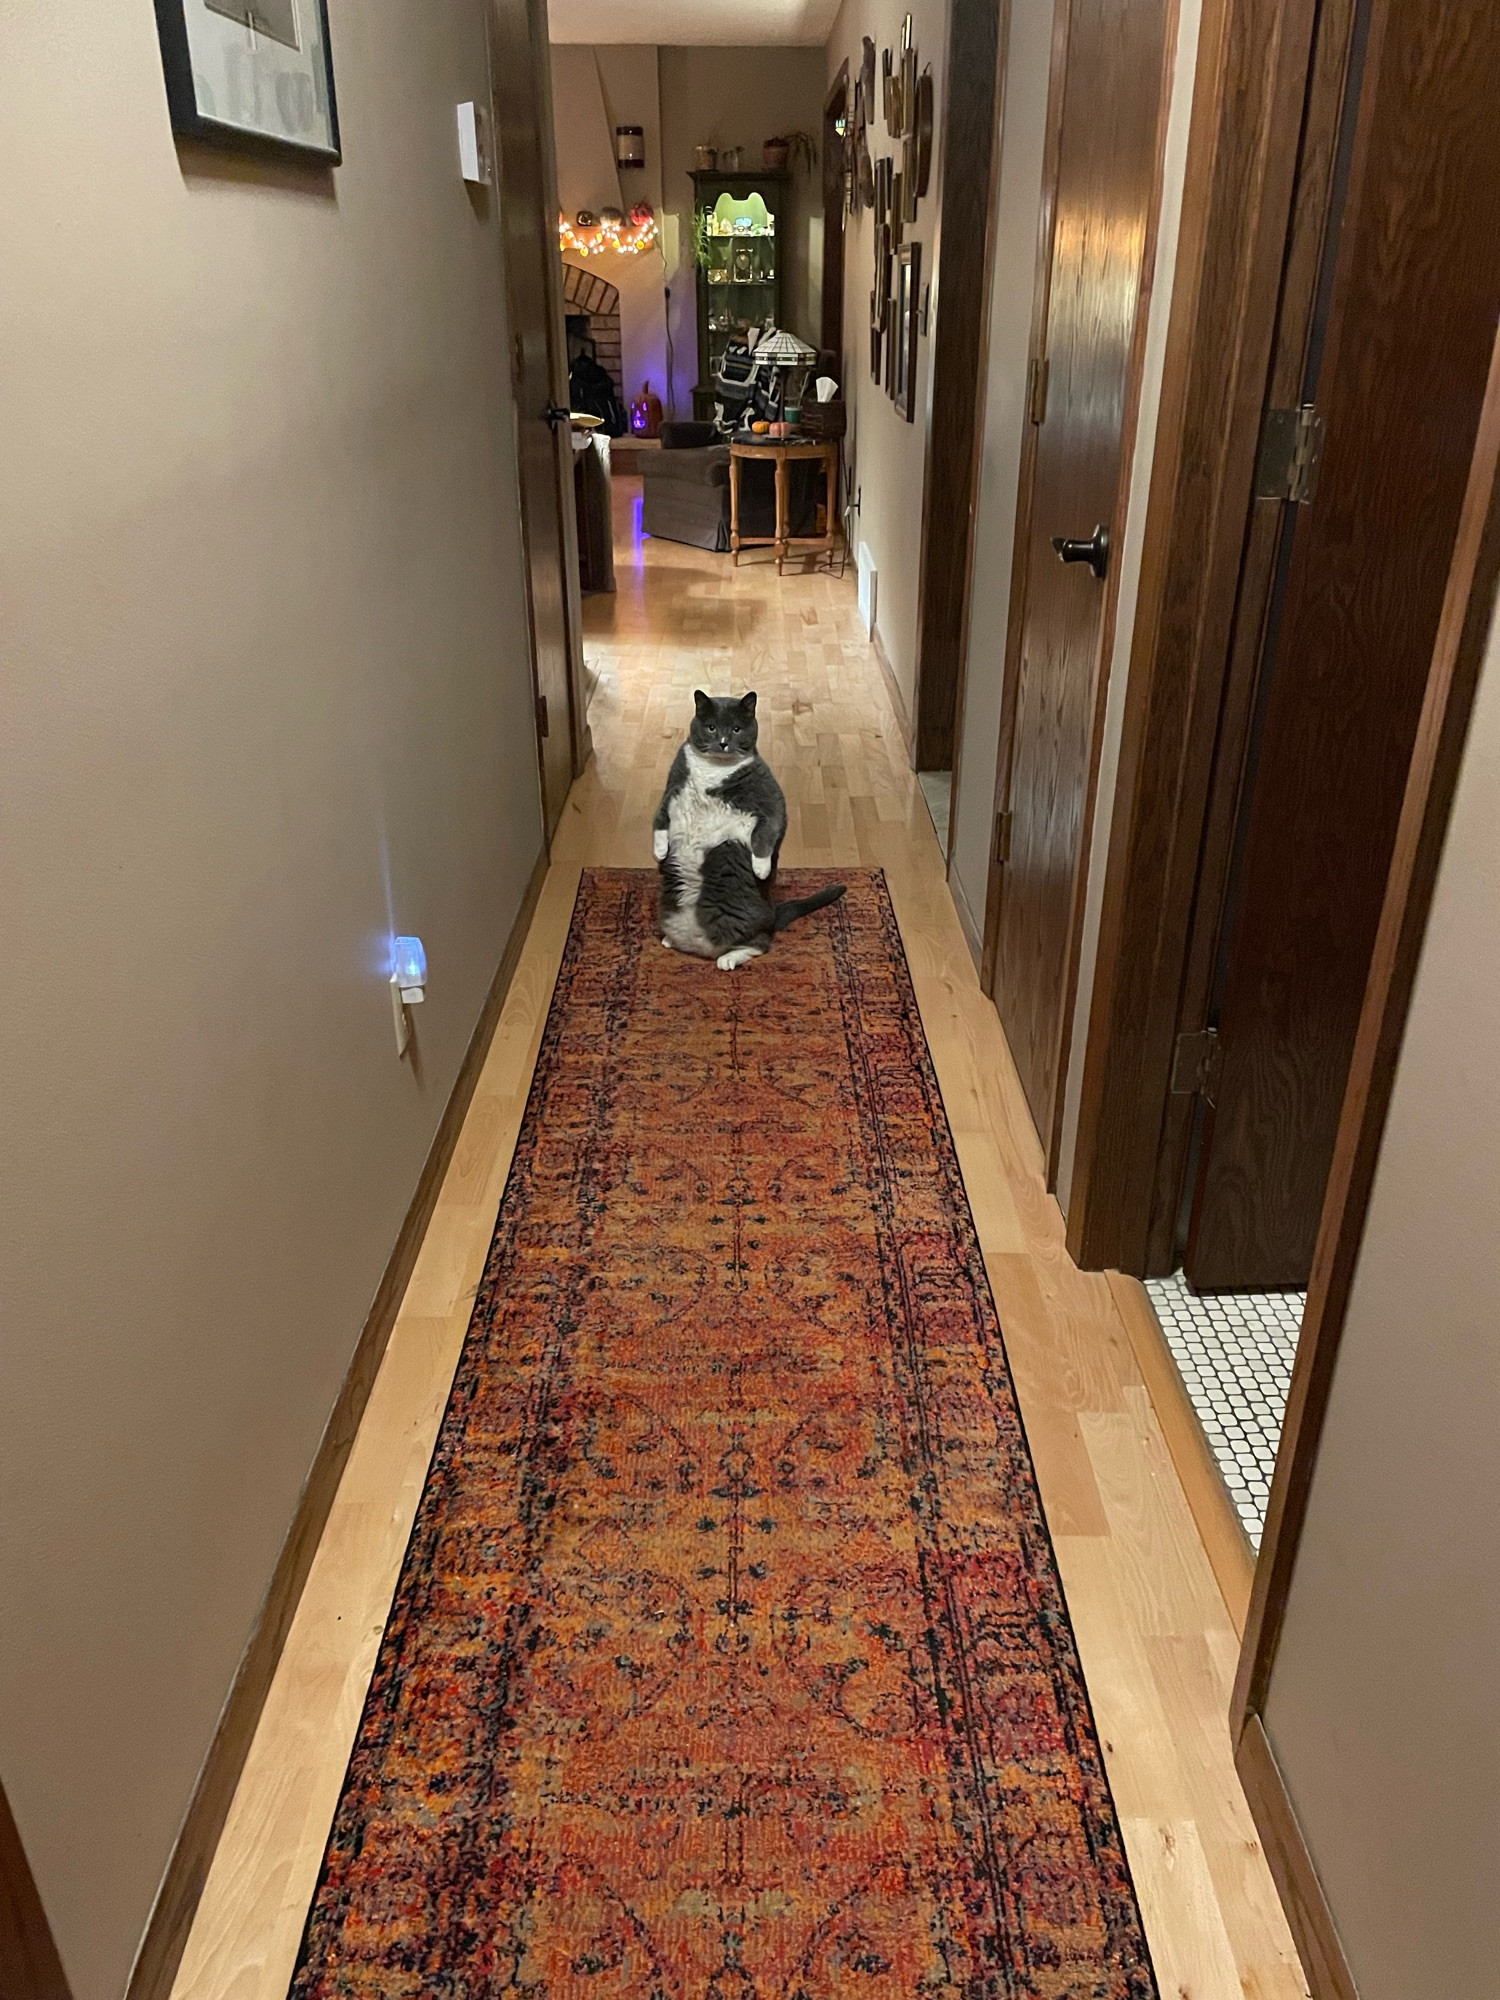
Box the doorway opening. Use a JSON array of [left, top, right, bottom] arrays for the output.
[[908, 0, 1009, 862]]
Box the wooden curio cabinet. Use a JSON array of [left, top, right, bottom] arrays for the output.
[[691, 168, 788, 420]]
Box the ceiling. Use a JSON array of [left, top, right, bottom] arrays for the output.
[[548, 0, 843, 46]]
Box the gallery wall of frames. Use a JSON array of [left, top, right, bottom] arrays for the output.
[[840, 14, 934, 421]]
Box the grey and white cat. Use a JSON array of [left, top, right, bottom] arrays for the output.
[[653, 690, 845, 969]]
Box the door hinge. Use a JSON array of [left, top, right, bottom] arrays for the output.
[[1027, 355, 1050, 426], [535, 694, 550, 738], [1255, 403, 1324, 504], [994, 809, 1013, 866], [1171, 1027, 1223, 1101]]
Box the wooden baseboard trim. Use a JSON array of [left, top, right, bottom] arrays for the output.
[[124, 845, 550, 2000], [1236, 1712, 1358, 1999], [872, 626, 916, 763], [1, 1780, 72, 2000], [1107, 1271, 1255, 1634]]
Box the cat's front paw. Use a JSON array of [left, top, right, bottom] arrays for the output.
[[652, 828, 669, 862], [751, 851, 772, 880]]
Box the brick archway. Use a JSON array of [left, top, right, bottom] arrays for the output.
[[562, 264, 622, 398]]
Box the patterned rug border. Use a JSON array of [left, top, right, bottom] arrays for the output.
[[288, 865, 1161, 1998]]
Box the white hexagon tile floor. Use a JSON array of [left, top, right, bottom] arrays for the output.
[[1142, 1276, 1306, 1548]]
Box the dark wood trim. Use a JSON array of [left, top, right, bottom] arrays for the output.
[[1235, 1714, 1358, 2000], [123, 847, 550, 2000], [528, 15, 593, 781], [1063, 0, 1325, 1270], [979, 0, 1074, 998], [0, 1781, 72, 2000], [911, 0, 1012, 774], [1232, 328, 1500, 1743], [1107, 1273, 1254, 1633], [872, 625, 916, 760]]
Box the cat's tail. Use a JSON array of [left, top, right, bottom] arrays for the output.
[[771, 883, 847, 933]]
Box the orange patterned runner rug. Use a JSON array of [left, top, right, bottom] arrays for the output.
[[292, 869, 1157, 2000]]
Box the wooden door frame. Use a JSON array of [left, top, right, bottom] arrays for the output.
[[821, 64, 848, 362], [1061, 0, 1336, 1269], [976, 0, 1182, 1178], [1230, 325, 1500, 2000], [1, 1778, 71, 2000], [909, 0, 1012, 779]]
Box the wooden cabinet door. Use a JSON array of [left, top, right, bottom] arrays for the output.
[[989, 0, 1171, 1160], [1185, 0, 1500, 1289]]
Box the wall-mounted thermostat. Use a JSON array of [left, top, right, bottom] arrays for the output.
[[457, 102, 491, 185]]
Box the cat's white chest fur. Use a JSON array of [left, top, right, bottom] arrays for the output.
[[660, 746, 756, 953], [668, 747, 756, 857]]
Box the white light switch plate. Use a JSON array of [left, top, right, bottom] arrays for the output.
[[457, 101, 491, 185]]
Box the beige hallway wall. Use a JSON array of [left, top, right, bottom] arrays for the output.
[[0, 2, 543, 1994], [826, 0, 948, 723], [1262, 586, 1500, 1998]]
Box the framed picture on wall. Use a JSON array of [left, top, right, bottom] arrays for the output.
[[153, 0, 341, 161], [892, 242, 921, 421]]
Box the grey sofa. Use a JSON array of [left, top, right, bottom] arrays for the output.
[[640, 423, 732, 551], [639, 422, 818, 553]]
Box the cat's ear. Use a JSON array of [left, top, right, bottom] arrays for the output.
[[740, 691, 757, 715], [693, 688, 712, 715]]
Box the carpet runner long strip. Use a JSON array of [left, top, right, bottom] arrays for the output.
[[292, 868, 1157, 2000]]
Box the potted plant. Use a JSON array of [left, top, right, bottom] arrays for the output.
[[763, 132, 817, 174], [690, 207, 713, 272]]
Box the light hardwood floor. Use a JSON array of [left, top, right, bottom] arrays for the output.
[[170, 486, 1307, 2000]]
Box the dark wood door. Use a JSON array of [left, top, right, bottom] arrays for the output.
[[988, 0, 1170, 1157], [488, 0, 579, 839], [1185, 0, 1500, 1289], [821, 68, 847, 361]]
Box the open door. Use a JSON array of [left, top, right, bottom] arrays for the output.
[[1182, 0, 1500, 1289], [488, 0, 588, 839], [821, 65, 847, 360], [984, 0, 1172, 1161]]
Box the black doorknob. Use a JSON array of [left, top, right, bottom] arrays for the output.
[[1052, 524, 1110, 580], [543, 401, 572, 432]]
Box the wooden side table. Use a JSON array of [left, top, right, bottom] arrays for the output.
[[729, 439, 841, 572]]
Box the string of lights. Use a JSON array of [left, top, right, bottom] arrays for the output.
[[559, 205, 658, 258]]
